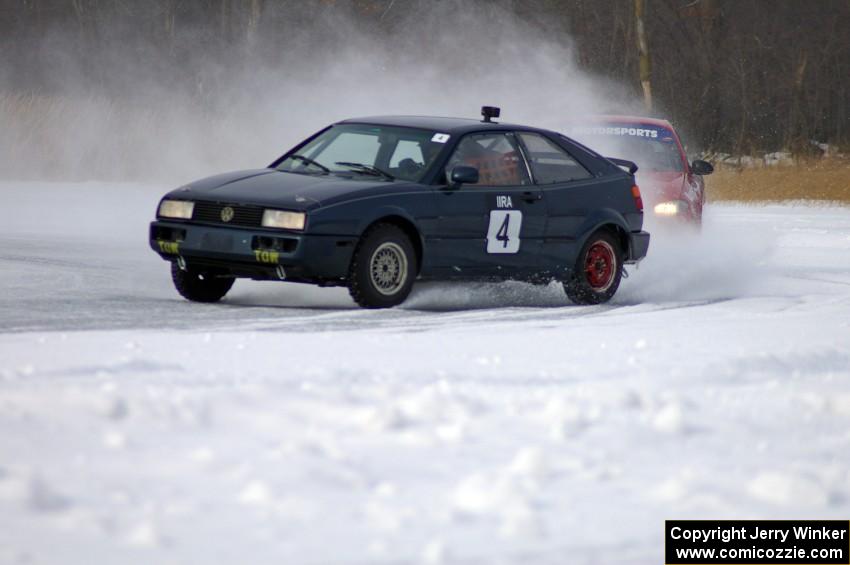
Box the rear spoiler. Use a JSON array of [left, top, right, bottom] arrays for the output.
[[607, 157, 638, 175]]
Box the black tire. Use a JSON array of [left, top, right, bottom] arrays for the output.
[[564, 230, 623, 305], [171, 262, 235, 303], [348, 224, 418, 309]]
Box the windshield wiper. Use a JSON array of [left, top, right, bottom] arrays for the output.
[[288, 154, 330, 173], [334, 162, 395, 181]]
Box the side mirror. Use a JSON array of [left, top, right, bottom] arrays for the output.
[[449, 165, 479, 188], [691, 159, 714, 176]]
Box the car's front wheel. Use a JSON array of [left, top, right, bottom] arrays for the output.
[[564, 230, 623, 305], [171, 262, 235, 303], [348, 224, 417, 308]]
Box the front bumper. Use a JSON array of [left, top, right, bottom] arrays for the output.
[[650, 199, 701, 224], [626, 230, 650, 263], [149, 221, 357, 282]]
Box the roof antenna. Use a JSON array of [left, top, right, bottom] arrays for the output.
[[481, 106, 501, 123]]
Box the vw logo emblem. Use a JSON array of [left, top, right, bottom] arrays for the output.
[[220, 207, 235, 223]]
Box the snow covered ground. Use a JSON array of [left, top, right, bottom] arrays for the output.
[[1, 182, 849, 564]]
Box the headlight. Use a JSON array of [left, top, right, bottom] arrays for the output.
[[653, 201, 687, 216], [158, 199, 194, 219], [262, 209, 306, 230]]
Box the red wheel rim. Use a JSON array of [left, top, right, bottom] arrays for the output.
[[584, 240, 616, 291]]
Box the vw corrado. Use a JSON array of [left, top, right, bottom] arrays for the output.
[[150, 107, 650, 308]]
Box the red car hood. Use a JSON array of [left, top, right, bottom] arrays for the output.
[[635, 170, 686, 205]]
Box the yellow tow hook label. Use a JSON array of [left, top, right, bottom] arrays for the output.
[[254, 249, 280, 264], [157, 240, 180, 254]]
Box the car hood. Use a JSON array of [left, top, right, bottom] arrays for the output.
[[634, 170, 686, 205], [166, 169, 403, 210]]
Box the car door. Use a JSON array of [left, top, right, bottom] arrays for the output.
[[429, 131, 546, 276], [515, 131, 601, 274]]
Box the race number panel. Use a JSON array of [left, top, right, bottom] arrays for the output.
[[486, 210, 523, 254]]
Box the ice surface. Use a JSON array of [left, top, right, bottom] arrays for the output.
[[1, 182, 849, 564]]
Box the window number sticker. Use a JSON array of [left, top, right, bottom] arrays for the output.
[[431, 133, 451, 143], [486, 210, 522, 254]]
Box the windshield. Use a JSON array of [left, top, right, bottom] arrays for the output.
[[276, 124, 449, 182], [570, 123, 684, 173]]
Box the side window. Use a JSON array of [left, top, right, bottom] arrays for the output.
[[518, 133, 592, 184], [445, 133, 531, 186]]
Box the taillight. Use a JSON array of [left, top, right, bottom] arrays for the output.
[[631, 185, 643, 211]]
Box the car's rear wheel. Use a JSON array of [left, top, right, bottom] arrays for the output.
[[348, 224, 417, 308], [564, 230, 623, 305], [171, 262, 235, 303]]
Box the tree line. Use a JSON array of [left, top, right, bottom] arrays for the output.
[[1, 0, 848, 155]]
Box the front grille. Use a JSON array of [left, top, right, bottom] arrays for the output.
[[192, 201, 264, 227]]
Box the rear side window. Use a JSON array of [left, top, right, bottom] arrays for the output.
[[519, 132, 592, 184], [445, 133, 531, 186]]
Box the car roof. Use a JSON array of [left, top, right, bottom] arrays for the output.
[[337, 115, 548, 135], [590, 114, 675, 129]]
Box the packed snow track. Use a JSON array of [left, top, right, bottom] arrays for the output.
[[1, 182, 849, 564]]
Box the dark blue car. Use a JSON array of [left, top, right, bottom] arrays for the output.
[[150, 108, 650, 308]]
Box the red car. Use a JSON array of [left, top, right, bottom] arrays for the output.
[[568, 115, 713, 225]]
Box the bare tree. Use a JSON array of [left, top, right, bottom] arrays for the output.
[[247, 0, 263, 36], [634, 0, 652, 113]]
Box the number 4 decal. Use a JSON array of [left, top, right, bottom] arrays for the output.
[[486, 210, 523, 254]]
